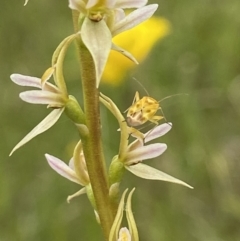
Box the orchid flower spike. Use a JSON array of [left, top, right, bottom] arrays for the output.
[[45, 141, 89, 203], [69, 0, 158, 87], [100, 93, 193, 189], [109, 188, 139, 241]]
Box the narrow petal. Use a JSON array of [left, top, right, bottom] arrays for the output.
[[81, 18, 112, 87], [11, 74, 41, 88], [69, 157, 75, 171], [109, 189, 128, 241], [41, 66, 55, 87], [126, 188, 139, 241], [20, 90, 65, 106], [126, 163, 193, 189], [45, 154, 81, 184], [112, 43, 139, 64], [67, 187, 86, 203], [144, 123, 172, 143], [24, 0, 29, 6], [125, 143, 167, 165], [114, 0, 147, 9], [9, 108, 64, 156], [112, 4, 158, 36], [69, 0, 87, 13], [113, 8, 125, 25]]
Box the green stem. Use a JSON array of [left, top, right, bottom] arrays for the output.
[[72, 11, 114, 240]]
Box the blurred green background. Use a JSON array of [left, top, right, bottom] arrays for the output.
[[1, 0, 240, 240]]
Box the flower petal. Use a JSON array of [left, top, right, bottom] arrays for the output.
[[9, 108, 64, 156], [24, 0, 29, 6], [45, 154, 81, 184], [126, 163, 193, 189], [86, 0, 101, 9], [69, 0, 86, 13], [111, 43, 138, 64], [144, 123, 172, 143], [67, 187, 86, 203], [11, 74, 41, 88], [109, 189, 128, 241], [126, 188, 139, 241], [20, 90, 65, 107], [69, 157, 75, 171], [125, 143, 167, 165], [112, 4, 158, 36], [81, 17, 112, 87], [113, 8, 125, 25], [114, 0, 147, 9]]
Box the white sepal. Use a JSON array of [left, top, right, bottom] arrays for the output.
[[126, 163, 193, 189], [81, 18, 112, 87], [112, 4, 158, 36], [9, 108, 64, 156]]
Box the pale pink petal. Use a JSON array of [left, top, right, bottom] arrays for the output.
[[69, 0, 86, 13], [114, 0, 147, 9], [20, 90, 65, 106], [81, 18, 112, 87], [45, 154, 81, 184], [9, 108, 64, 156], [69, 157, 75, 171], [11, 74, 41, 88], [125, 143, 167, 165], [112, 4, 158, 36], [144, 123, 172, 143], [126, 163, 193, 188]]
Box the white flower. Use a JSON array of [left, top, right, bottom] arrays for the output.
[[45, 141, 89, 202], [9, 71, 68, 156], [69, 0, 158, 86], [100, 93, 193, 189], [123, 124, 170, 165], [123, 124, 192, 189]]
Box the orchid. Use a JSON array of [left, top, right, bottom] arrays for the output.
[[11, 1, 194, 239], [45, 141, 89, 202], [10, 71, 68, 156], [69, 0, 158, 86], [100, 93, 193, 189]]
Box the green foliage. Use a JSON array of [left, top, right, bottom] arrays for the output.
[[1, 0, 240, 240]]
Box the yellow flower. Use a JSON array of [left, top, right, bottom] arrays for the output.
[[102, 16, 171, 85]]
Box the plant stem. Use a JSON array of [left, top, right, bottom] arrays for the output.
[[72, 10, 114, 240]]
